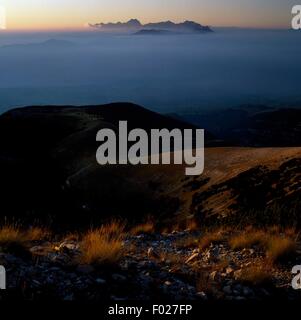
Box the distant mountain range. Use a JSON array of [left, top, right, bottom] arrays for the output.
[[89, 19, 212, 34]]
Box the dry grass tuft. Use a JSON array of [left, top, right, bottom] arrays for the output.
[[163, 219, 199, 234], [0, 224, 51, 257], [229, 230, 267, 250], [26, 227, 51, 242], [78, 222, 125, 266], [229, 228, 297, 264], [175, 230, 225, 250], [101, 220, 126, 238], [266, 236, 296, 263], [238, 264, 271, 286], [130, 221, 155, 236], [0, 225, 25, 246], [283, 227, 298, 238], [199, 230, 225, 251], [0, 225, 50, 246]]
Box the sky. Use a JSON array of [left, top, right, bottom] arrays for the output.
[[0, 0, 297, 31]]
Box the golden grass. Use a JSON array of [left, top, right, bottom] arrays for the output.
[[229, 230, 267, 250], [266, 236, 296, 263], [229, 228, 297, 264], [0, 225, 50, 247], [199, 230, 225, 251], [130, 221, 154, 235], [238, 264, 271, 286], [26, 227, 51, 241], [0, 225, 25, 245], [175, 229, 225, 250], [283, 227, 298, 238], [78, 222, 125, 266], [101, 220, 126, 239]]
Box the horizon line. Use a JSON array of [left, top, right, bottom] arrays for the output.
[[0, 25, 292, 33]]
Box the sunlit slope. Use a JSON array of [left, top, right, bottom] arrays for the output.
[[70, 147, 301, 226]]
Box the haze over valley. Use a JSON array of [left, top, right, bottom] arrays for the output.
[[0, 27, 301, 114]]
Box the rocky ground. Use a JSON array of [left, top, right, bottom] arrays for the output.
[[0, 230, 300, 301]]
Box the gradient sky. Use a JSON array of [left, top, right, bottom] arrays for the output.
[[1, 0, 297, 30]]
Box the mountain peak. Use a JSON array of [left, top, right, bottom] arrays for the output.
[[127, 19, 142, 26], [89, 19, 212, 33]]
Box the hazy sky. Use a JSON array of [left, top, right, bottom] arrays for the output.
[[1, 0, 297, 30]]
